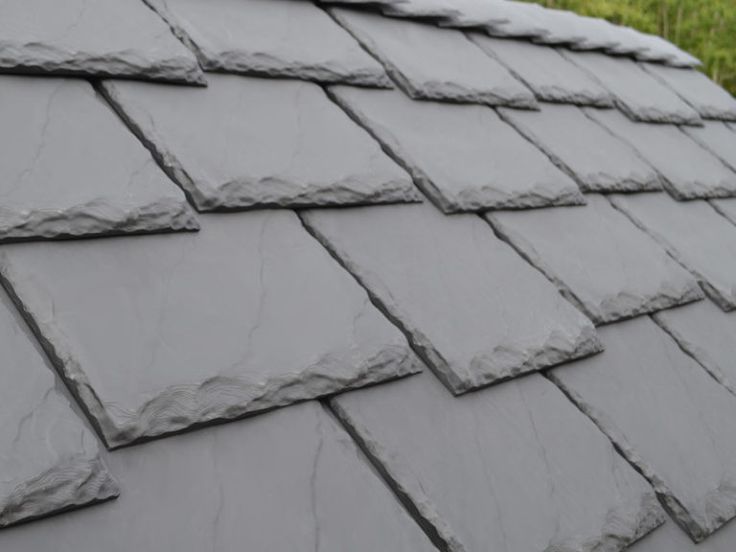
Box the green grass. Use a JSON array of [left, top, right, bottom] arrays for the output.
[[522, 0, 736, 94]]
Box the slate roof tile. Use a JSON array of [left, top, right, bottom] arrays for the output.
[[0, 211, 421, 448], [331, 7, 538, 107], [0, 402, 435, 552], [0, 75, 198, 242], [0, 288, 118, 528], [643, 63, 736, 122], [331, 371, 665, 552], [709, 197, 736, 226], [549, 316, 736, 541], [0, 0, 204, 84], [331, 86, 585, 212], [144, 0, 391, 87], [487, 195, 703, 325], [629, 519, 736, 552], [564, 51, 703, 124], [683, 121, 736, 173], [469, 35, 614, 106], [611, 193, 736, 311], [100, 75, 419, 211], [587, 108, 736, 200], [498, 104, 662, 193], [301, 203, 602, 394]]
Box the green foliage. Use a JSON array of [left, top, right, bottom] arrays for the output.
[[523, 0, 736, 94]]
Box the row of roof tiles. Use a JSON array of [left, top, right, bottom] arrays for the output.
[[3, 1, 736, 551]]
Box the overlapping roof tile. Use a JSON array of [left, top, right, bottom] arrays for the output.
[[331, 86, 584, 212], [0, 211, 421, 448], [0, 0, 204, 83], [486, 195, 703, 324], [550, 316, 736, 541], [301, 203, 602, 394], [0, 75, 198, 242], [683, 121, 736, 173], [100, 75, 419, 211], [587, 108, 736, 199], [331, 7, 538, 107], [498, 104, 662, 192], [144, 0, 392, 86]]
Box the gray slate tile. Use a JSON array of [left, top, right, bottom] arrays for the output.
[[301, 203, 602, 394], [0, 0, 203, 84], [330, 8, 538, 108], [550, 316, 736, 541], [611, 193, 736, 310], [487, 195, 703, 324], [331, 86, 584, 212], [0, 289, 118, 528], [0, 402, 435, 551], [683, 121, 736, 173], [654, 301, 736, 396], [564, 51, 703, 125], [498, 104, 662, 193], [331, 371, 665, 552], [587, 108, 736, 199], [710, 198, 736, 226], [0, 211, 421, 448], [469, 35, 614, 106], [100, 75, 419, 211], [144, 0, 390, 87], [0, 76, 198, 242], [629, 520, 736, 552], [643, 63, 736, 122]]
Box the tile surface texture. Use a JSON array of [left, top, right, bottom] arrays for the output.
[[643, 63, 736, 121], [0, 76, 198, 242], [0, 212, 422, 448], [564, 51, 703, 124], [470, 35, 614, 106], [611, 193, 736, 311], [101, 75, 419, 211], [301, 203, 602, 394], [0, 402, 435, 551], [682, 121, 736, 172], [144, 0, 391, 86], [331, 8, 538, 107], [331, 86, 584, 212], [0, 289, 118, 528], [587, 108, 736, 199], [499, 104, 662, 193], [550, 317, 736, 541], [332, 371, 665, 552], [0, 0, 204, 83], [487, 195, 703, 324], [654, 300, 736, 396]]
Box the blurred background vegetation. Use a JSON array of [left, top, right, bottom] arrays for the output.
[[524, 0, 736, 95]]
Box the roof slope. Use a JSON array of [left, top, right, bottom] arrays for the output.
[[1, 0, 736, 550]]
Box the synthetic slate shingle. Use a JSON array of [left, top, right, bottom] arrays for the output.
[[0, 288, 118, 528], [301, 203, 602, 395], [550, 316, 736, 542], [498, 104, 662, 193], [0, 76, 198, 242], [487, 195, 703, 324], [654, 301, 736, 396], [0, 211, 422, 448], [469, 35, 614, 106], [331, 86, 584, 212], [643, 63, 736, 121], [0, 0, 204, 84], [587, 108, 736, 200], [143, 0, 391, 87], [100, 75, 419, 212], [331, 371, 665, 552], [611, 193, 736, 311], [330, 7, 538, 108], [0, 402, 435, 551], [682, 121, 736, 172], [563, 51, 703, 125]]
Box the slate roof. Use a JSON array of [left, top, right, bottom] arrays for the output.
[[2, 1, 736, 550]]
